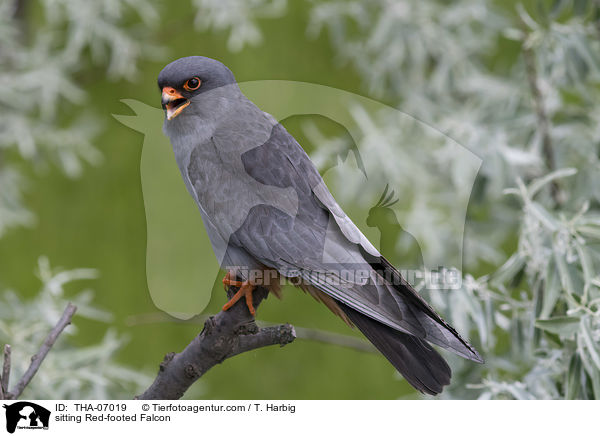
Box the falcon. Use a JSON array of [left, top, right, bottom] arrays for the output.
[[158, 56, 483, 395]]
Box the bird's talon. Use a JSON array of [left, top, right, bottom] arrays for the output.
[[221, 275, 256, 316], [222, 271, 244, 291]]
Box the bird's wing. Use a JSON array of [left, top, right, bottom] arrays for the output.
[[219, 121, 482, 363]]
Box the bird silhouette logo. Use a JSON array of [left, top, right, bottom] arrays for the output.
[[367, 184, 424, 284], [114, 78, 482, 321], [115, 66, 484, 393]]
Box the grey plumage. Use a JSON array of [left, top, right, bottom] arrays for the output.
[[158, 56, 483, 395]]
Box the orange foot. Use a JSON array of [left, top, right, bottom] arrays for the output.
[[222, 271, 257, 316]]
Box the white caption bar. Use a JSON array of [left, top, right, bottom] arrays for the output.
[[0, 400, 592, 436]]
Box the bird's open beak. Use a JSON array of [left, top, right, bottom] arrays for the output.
[[161, 87, 190, 120]]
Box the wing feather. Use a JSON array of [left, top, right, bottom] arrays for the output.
[[230, 121, 482, 362]]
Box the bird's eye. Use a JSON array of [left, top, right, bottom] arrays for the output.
[[184, 77, 201, 91]]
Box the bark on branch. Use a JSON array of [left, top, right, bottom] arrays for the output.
[[520, 20, 563, 205], [2, 302, 77, 400], [137, 286, 296, 400], [0, 345, 11, 400]]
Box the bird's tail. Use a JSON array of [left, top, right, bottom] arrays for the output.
[[339, 302, 451, 395]]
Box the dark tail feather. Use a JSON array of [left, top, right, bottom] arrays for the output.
[[339, 302, 451, 395]]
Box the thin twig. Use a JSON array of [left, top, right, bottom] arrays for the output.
[[293, 326, 376, 353], [125, 311, 210, 326], [136, 286, 296, 400], [126, 311, 376, 353], [1, 345, 11, 399], [7, 303, 77, 399]]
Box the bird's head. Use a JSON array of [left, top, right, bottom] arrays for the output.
[[366, 185, 399, 228], [157, 56, 237, 121]]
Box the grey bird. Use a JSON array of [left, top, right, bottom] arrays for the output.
[[158, 56, 483, 395]]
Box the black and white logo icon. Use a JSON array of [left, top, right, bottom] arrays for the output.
[[2, 402, 50, 433]]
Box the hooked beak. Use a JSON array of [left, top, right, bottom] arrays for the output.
[[161, 87, 190, 120]]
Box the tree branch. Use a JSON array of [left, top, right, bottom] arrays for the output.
[[137, 286, 296, 400], [293, 326, 376, 353], [520, 22, 563, 205], [0, 345, 11, 399], [126, 312, 376, 354], [7, 302, 77, 399]]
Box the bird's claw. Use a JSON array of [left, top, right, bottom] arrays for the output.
[[222, 272, 256, 316], [222, 271, 243, 290]]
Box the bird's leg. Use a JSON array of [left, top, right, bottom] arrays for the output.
[[222, 271, 243, 291], [222, 271, 257, 316]]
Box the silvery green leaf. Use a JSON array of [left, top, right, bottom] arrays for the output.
[[490, 253, 525, 286], [554, 248, 576, 297], [516, 3, 540, 31], [580, 317, 600, 369], [572, 33, 600, 76], [502, 28, 524, 41], [565, 353, 582, 399], [528, 201, 559, 231], [575, 242, 595, 292], [505, 382, 537, 400], [535, 316, 580, 337], [579, 214, 600, 226], [541, 268, 561, 318], [578, 225, 600, 240], [527, 167, 577, 198], [578, 335, 600, 398]]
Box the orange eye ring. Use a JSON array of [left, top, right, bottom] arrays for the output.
[[184, 77, 201, 92]]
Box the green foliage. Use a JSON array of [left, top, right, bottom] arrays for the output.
[[305, 0, 600, 399], [192, 0, 288, 51], [0, 258, 151, 399], [0, 0, 160, 235], [0, 0, 159, 399]]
